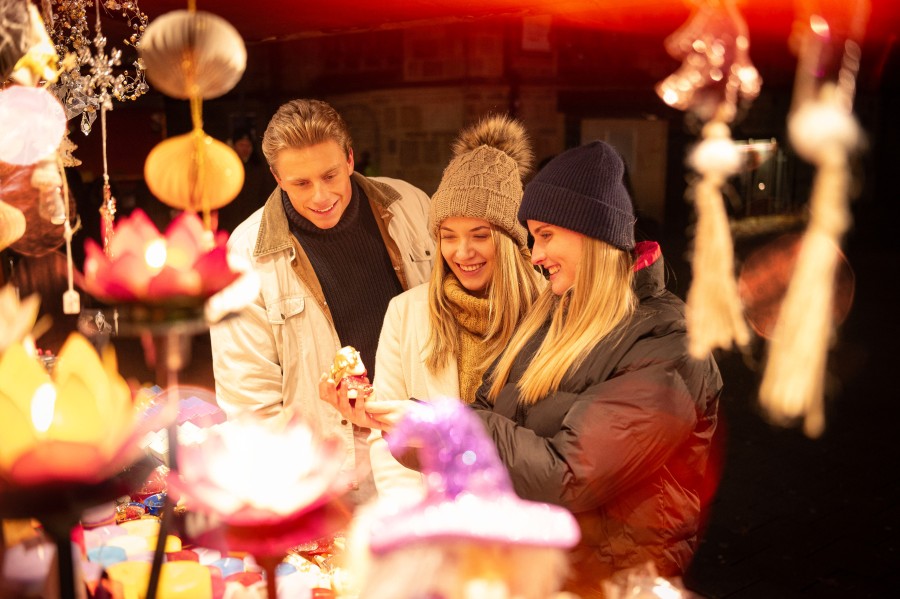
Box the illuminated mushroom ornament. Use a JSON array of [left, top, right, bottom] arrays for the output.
[[140, 4, 247, 229], [656, 0, 760, 358]]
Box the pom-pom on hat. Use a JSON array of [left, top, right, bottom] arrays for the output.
[[519, 140, 636, 251], [429, 114, 534, 249], [368, 396, 580, 553]]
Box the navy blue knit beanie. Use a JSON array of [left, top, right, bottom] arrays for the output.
[[519, 141, 636, 250]]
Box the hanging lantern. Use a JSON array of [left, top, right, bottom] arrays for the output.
[[0, 161, 72, 258], [0, 86, 66, 166], [144, 132, 245, 212], [139, 10, 247, 100]]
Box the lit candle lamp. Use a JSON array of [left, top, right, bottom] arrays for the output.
[[0, 333, 164, 486], [82, 209, 240, 308]]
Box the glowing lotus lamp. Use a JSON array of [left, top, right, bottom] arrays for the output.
[[171, 417, 350, 599], [172, 418, 346, 526], [82, 208, 239, 306], [0, 333, 160, 486], [0, 86, 66, 166]]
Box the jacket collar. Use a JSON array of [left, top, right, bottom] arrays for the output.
[[633, 241, 666, 300], [254, 172, 400, 257]]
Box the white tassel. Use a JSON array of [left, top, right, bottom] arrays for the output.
[[759, 97, 858, 437], [685, 121, 750, 358]]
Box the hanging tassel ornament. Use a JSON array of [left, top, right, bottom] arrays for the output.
[[759, 85, 860, 437], [758, 6, 866, 437], [656, 0, 761, 358], [99, 104, 117, 255], [686, 119, 750, 358], [56, 155, 81, 315]]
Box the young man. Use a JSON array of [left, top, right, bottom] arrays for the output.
[[210, 99, 434, 504]]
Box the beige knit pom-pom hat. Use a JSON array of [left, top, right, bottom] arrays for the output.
[[429, 114, 534, 249]]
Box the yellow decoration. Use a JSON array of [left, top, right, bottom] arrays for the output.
[[0, 333, 147, 485], [158, 561, 213, 599], [0, 199, 27, 252], [139, 9, 247, 101], [107, 561, 213, 599], [144, 132, 244, 212], [105, 561, 151, 599], [0, 284, 40, 354]]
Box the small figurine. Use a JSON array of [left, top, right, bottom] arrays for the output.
[[330, 346, 371, 404]]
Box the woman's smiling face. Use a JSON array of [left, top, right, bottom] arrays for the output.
[[528, 220, 584, 295], [439, 217, 496, 296]]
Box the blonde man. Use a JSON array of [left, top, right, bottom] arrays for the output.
[[211, 99, 434, 505]]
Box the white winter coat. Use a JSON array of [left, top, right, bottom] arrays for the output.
[[368, 283, 461, 501], [210, 173, 434, 490]]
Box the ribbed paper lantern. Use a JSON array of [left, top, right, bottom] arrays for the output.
[[144, 132, 244, 211], [0, 86, 66, 166], [139, 10, 247, 100]]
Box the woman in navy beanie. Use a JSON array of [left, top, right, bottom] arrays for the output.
[[472, 140, 723, 596]]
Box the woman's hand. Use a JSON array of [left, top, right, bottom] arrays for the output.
[[318, 373, 382, 429], [364, 399, 414, 435]]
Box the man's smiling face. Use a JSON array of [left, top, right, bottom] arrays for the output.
[[271, 140, 355, 229]]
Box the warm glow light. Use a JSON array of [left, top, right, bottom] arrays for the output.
[[82, 209, 241, 305], [651, 579, 686, 599], [173, 417, 345, 526], [810, 14, 831, 37], [0, 333, 164, 486], [144, 239, 168, 270], [30, 382, 56, 433], [661, 87, 680, 106]]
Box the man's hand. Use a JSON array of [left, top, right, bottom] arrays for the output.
[[318, 373, 381, 429]]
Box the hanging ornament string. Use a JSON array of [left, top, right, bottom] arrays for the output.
[[189, 95, 213, 232], [656, 0, 761, 359], [758, 2, 868, 438], [57, 154, 82, 315], [99, 102, 116, 255]]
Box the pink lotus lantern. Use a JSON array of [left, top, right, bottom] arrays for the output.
[[82, 209, 239, 317]]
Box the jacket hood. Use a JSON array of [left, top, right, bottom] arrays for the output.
[[633, 241, 665, 301]]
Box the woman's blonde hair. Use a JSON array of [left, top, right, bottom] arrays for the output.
[[425, 228, 542, 374], [487, 237, 636, 404], [262, 99, 352, 172]]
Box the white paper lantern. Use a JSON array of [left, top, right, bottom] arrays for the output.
[[0, 86, 66, 166], [140, 10, 247, 100]]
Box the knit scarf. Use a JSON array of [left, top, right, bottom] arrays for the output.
[[443, 275, 491, 404]]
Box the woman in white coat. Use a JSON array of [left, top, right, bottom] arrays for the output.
[[321, 114, 543, 501]]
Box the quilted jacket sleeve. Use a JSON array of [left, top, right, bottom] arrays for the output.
[[474, 356, 699, 513]]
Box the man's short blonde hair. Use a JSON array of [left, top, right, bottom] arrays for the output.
[[261, 99, 352, 172]]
